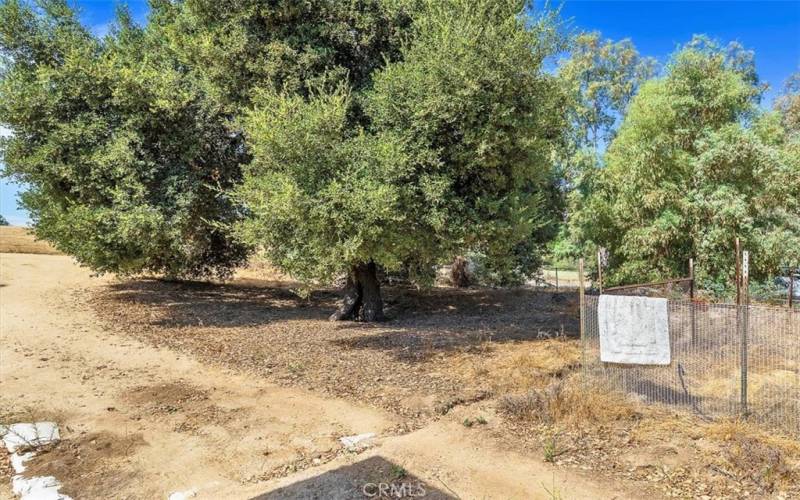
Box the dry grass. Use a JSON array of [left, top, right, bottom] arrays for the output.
[[0, 226, 59, 254], [450, 339, 581, 394], [235, 258, 293, 283], [700, 420, 800, 493], [540, 268, 582, 288], [498, 377, 641, 426], [495, 374, 800, 498]]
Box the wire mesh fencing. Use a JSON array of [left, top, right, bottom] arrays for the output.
[[582, 294, 800, 436]]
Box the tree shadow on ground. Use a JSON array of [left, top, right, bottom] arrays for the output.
[[251, 456, 455, 500], [334, 287, 580, 361], [99, 278, 339, 327], [96, 279, 583, 418], [97, 278, 580, 364]]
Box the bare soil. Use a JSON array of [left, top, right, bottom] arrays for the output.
[[4, 249, 798, 499], [1, 253, 625, 499], [92, 278, 579, 427], [90, 264, 800, 499]]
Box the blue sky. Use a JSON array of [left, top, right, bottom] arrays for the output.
[[2, 0, 799, 225]]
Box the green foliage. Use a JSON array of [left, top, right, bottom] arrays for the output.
[[558, 32, 657, 157], [0, 0, 249, 278], [572, 37, 800, 289], [156, 0, 411, 110], [0, 214, 8, 225], [775, 71, 800, 134], [236, 0, 567, 286], [551, 32, 655, 264]]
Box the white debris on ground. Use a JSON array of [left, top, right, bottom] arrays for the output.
[[1, 422, 72, 500], [168, 489, 197, 500], [339, 433, 376, 451], [10, 452, 35, 474], [12, 475, 70, 500], [0, 423, 60, 453]]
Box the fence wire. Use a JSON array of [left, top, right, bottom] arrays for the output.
[[582, 295, 800, 436]]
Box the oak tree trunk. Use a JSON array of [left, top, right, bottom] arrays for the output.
[[329, 261, 384, 322]]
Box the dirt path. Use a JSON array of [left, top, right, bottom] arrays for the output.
[[0, 253, 628, 499]]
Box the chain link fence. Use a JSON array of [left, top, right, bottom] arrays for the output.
[[582, 294, 800, 436]]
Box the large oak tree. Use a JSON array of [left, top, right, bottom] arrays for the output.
[[0, 0, 409, 279], [235, 0, 567, 320]]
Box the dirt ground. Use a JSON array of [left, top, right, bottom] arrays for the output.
[[92, 275, 581, 427], [88, 266, 800, 499], [1, 253, 635, 499]]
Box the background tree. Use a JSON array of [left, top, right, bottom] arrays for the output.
[[572, 37, 800, 290], [0, 214, 8, 226], [550, 32, 655, 263], [0, 0, 249, 278], [235, 0, 567, 321], [775, 71, 800, 134], [559, 32, 657, 160], [0, 0, 409, 279]]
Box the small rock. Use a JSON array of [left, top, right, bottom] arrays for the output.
[[339, 432, 376, 451], [12, 475, 71, 500], [10, 451, 35, 473], [168, 489, 197, 500]]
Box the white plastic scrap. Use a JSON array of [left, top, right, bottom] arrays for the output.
[[12, 475, 71, 500], [0, 422, 60, 453], [339, 433, 376, 450], [10, 452, 35, 474], [168, 489, 197, 500], [1, 422, 71, 500]]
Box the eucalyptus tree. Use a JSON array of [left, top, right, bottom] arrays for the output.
[[551, 31, 655, 262], [573, 38, 800, 288]]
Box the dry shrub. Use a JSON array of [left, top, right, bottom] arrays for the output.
[[497, 377, 639, 426], [704, 420, 800, 492], [452, 339, 581, 394], [723, 436, 796, 492]]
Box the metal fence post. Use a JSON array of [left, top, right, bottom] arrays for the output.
[[596, 251, 603, 294], [735, 238, 741, 305], [579, 258, 586, 375], [740, 250, 749, 416], [689, 258, 696, 343]]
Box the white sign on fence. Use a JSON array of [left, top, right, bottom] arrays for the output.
[[598, 294, 671, 365]]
